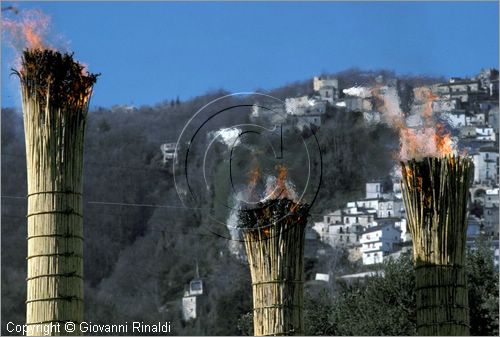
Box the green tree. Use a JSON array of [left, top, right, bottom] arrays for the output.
[[330, 255, 416, 336], [466, 238, 499, 336]]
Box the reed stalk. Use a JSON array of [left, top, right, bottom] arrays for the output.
[[16, 49, 97, 336], [401, 155, 473, 336], [240, 199, 308, 336]]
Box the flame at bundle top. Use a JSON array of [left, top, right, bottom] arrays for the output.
[[401, 154, 473, 194], [238, 164, 308, 230], [373, 85, 456, 162], [15, 49, 99, 110], [238, 198, 309, 231], [399, 124, 454, 162]]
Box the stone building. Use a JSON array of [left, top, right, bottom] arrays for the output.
[[313, 76, 339, 103]]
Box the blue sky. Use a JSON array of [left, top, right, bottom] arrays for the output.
[[1, 1, 498, 108]]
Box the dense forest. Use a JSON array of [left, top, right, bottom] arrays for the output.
[[2, 69, 496, 335]]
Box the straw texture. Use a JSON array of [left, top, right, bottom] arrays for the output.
[[240, 199, 308, 336], [401, 155, 473, 336], [18, 49, 97, 336]]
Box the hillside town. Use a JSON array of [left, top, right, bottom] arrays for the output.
[[177, 70, 499, 319], [166, 70, 499, 273], [288, 70, 499, 271], [251, 70, 499, 265]]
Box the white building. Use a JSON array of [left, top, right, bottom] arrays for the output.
[[377, 199, 404, 218], [182, 294, 197, 321], [485, 188, 499, 208], [473, 147, 499, 185], [182, 278, 204, 321], [314, 183, 408, 254], [312, 210, 366, 248], [365, 182, 383, 199], [437, 80, 482, 103], [441, 110, 467, 128], [161, 143, 178, 164], [313, 76, 338, 91], [313, 76, 339, 103], [432, 98, 460, 113], [360, 224, 402, 265], [467, 113, 486, 126], [475, 126, 496, 142], [285, 96, 327, 116]]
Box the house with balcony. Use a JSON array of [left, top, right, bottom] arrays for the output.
[[473, 147, 499, 185], [313, 208, 368, 247], [360, 223, 402, 265]]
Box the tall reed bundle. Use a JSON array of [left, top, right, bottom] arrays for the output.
[[16, 49, 97, 336], [239, 198, 309, 336], [401, 155, 473, 336]]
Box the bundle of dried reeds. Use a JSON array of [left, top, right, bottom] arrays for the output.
[[401, 155, 473, 336], [239, 198, 309, 336], [16, 49, 97, 336]]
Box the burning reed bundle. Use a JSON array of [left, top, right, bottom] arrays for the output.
[[16, 49, 97, 335], [401, 155, 473, 336], [239, 198, 309, 336]]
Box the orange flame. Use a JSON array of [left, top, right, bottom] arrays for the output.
[[265, 164, 291, 200], [276, 164, 288, 198], [247, 163, 261, 193], [2, 9, 52, 51], [374, 85, 455, 161], [434, 123, 453, 156]]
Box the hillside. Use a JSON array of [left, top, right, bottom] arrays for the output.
[[1, 69, 441, 335]]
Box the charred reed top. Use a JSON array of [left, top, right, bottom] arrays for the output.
[[401, 155, 473, 196], [238, 198, 309, 230], [400, 155, 474, 266], [15, 49, 98, 111]]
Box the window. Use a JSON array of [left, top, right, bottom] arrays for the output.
[[340, 235, 343, 242], [388, 211, 391, 217], [345, 217, 350, 224]]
